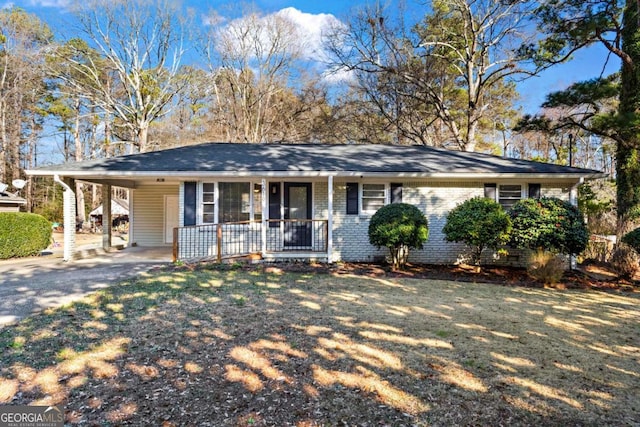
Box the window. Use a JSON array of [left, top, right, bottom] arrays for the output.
[[361, 183, 386, 214], [498, 184, 522, 209], [199, 182, 263, 224], [219, 182, 251, 223], [202, 183, 215, 223]]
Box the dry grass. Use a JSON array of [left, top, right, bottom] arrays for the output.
[[0, 264, 639, 426]]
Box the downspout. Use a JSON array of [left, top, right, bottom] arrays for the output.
[[570, 177, 583, 206], [569, 177, 585, 270], [54, 174, 76, 261]]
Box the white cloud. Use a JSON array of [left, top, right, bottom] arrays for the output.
[[24, 0, 71, 7], [274, 7, 340, 62], [274, 8, 354, 83], [209, 6, 349, 83], [322, 65, 355, 85]]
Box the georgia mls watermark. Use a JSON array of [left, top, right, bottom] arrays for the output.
[[0, 406, 63, 427]]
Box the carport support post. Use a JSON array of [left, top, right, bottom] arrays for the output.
[[102, 184, 112, 250], [261, 179, 267, 256], [54, 175, 76, 261], [327, 175, 333, 263]]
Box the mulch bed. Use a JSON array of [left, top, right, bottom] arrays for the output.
[[264, 261, 639, 291]]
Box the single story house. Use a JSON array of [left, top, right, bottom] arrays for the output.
[[27, 143, 603, 263]]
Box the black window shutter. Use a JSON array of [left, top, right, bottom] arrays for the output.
[[390, 183, 403, 204], [484, 183, 497, 200], [528, 183, 541, 199], [184, 182, 197, 226], [269, 182, 281, 227], [346, 182, 359, 215]]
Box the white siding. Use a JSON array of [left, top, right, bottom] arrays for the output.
[[131, 184, 178, 246]]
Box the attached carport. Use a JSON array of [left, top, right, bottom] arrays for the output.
[[26, 170, 138, 261]]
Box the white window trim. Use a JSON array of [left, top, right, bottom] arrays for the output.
[[497, 183, 524, 208], [198, 181, 218, 225], [198, 181, 266, 225], [360, 183, 389, 216]]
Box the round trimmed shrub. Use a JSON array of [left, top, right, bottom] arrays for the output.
[[0, 212, 52, 259], [368, 203, 429, 270], [443, 197, 511, 267], [509, 197, 589, 255]]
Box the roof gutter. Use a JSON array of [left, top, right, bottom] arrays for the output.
[[27, 169, 607, 180]]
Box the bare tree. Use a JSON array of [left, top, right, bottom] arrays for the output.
[[204, 8, 305, 143], [326, 0, 534, 151], [61, 0, 191, 153]]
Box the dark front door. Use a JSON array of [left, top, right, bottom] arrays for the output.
[[284, 183, 312, 248]]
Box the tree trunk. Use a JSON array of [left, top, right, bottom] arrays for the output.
[[9, 86, 22, 181], [0, 100, 6, 184], [137, 124, 149, 153], [74, 99, 86, 226], [616, 0, 640, 239]]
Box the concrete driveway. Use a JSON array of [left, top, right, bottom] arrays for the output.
[[0, 247, 172, 328]]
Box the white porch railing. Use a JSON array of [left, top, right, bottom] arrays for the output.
[[173, 219, 328, 262]]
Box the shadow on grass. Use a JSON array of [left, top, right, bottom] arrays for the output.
[[0, 264, 638, 426]]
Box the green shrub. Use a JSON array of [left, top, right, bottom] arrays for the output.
[[621, 227, 640, 254], [368, 203, 429, 270], [509, 197, 589, 255], [443, 197, 511, 267], [527, 250, 565, 285], [0, 212, 52, 259]]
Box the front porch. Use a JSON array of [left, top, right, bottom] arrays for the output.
[[173, 219, 329, 262]]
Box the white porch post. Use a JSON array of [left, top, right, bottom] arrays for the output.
[[261, 178, 267, 255], [327, 175, 333, 263], [54, 175, 76, 261], [102, 184, 112, 250]]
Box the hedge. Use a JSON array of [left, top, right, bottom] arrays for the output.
[[0, 212, 52, 259]]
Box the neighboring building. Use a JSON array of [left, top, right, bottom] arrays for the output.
[[27, 143, 604, 264], [0, 191, 26, 213], [89, 198, 129, 230]]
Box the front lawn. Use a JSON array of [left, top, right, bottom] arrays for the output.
[[0, 265, 638, 426]]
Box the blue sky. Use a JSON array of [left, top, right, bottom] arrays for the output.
[[12, 0, 621, 114]]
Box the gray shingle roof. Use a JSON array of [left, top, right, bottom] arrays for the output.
[[30, 142, 602, 176]]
